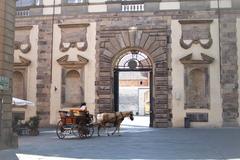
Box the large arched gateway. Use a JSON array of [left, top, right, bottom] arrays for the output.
[[113, 50, 153, 126], [95, 25, 172, 128]]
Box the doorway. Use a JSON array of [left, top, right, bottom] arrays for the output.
[[113, 50, 153, 127]]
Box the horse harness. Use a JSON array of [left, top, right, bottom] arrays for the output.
[[114, 112, 124, 126]]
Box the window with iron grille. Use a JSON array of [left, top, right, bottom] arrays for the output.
[[115, 50, 152, 70]]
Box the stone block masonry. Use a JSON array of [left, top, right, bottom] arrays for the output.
[[0, 0, 18, 149], [36, 19, 52, 127], [220, 14, 239, 126]]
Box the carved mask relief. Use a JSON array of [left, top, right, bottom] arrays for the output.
[[14, 26, 32, 53], [179, 20, 213, 49], [59, 23, 89, 52]]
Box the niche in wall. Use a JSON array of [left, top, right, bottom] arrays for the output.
[[13, 56, 31, 99], [180, 53, 214, 109], [57, 54, 88, 108]]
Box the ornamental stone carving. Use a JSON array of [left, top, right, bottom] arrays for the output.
[[14, 56, 31, 67], [179, 20, 213, 49], [14, 26, 32, 53], [57, 54, 88, 69], [58, 23, 89, 52]]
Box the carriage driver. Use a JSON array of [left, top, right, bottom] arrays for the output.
[[78, 102, 93, 124], [79, 102, 87, 112]]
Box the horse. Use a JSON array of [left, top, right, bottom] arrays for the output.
[[96, 111, 134, 136]]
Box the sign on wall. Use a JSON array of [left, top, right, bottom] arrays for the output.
[[0, 76, 9, 91]]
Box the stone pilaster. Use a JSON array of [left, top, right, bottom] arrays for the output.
[[220, 14, 239, 126], [0, 0, 18, 149], [36, 19, 52, 127]]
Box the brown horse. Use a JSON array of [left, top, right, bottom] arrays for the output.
[[96, 111, 134, 136]]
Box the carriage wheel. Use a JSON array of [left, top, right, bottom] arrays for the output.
[[71, 125, 79, 137], [78, 125, 87, 139], [56, 120, 65, 139], [78, 124, 94, 139], [86, 124, 94, 138]]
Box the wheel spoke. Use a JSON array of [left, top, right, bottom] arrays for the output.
[[56, 120, 66, 139]]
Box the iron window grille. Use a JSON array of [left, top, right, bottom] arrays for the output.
[[115, 50, 152, 70]]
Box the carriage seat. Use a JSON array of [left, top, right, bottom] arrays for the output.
[[69, 108, 88, 116]]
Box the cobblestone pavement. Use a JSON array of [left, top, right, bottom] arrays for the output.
[[1, 117, 240, 160]]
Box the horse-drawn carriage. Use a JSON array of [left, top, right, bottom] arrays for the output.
[[56, 109, 134, 139], [56, 109, 94, 139]]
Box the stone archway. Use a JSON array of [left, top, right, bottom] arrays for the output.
[[113, 50, 153, 126], [96, 25, 171, 128]]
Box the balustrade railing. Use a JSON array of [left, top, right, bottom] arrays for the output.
[[16, 10, 30, 16], [122, 3, 144, 12]]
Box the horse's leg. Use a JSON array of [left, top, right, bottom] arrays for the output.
[[116, 123, 121, 136], [111, 124, 119, 136], [106, 124, 111, 136], [107, 128, 110, 136], [97, 124, 101, 136]]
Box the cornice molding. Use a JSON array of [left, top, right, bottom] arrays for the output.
[[15, 25, 33, 30], [178, 19, 213, 25], [58, 23, 90, 29]]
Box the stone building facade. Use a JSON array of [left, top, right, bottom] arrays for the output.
[[14, 0, 240, 128], [0, 0, 18, 149]]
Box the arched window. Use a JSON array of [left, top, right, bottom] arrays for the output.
[[65, 70, 82, 105], [115, 50, 152, 70], [13, 71, 25, 99]]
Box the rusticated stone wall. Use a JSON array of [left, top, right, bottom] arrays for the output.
[[95, 18, 172, 128], [0, 0, 18, 149], [220, 14, 239, 126]]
